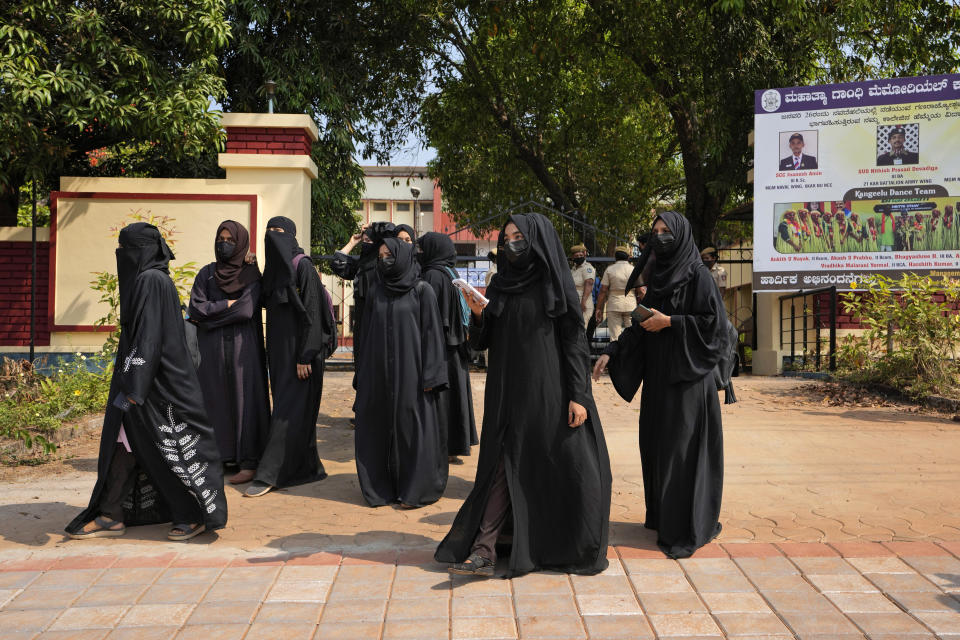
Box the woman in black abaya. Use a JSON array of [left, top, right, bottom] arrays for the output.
[[436, 213, 611, 577], [246, 216, 337, 498], [189, 221, 269, 484], [417, 232, 478, 462], [594, 211, 725, 559], [354, 238, 449, 507], [66, 223, 227, 541]]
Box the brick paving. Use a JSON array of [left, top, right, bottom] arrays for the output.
[[2, 374, 960, 636], [2, 541, 960, 638]]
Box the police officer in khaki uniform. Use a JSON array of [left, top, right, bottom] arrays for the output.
[[595, 246, 637, 341], [569, 244, 595, 326], [700, 247, 726, 296]]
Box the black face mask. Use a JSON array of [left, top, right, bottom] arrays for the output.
[[503, 239, 529, 263], [653, 232, 675, 256], [377, 255, 396, 274], [572, 256, 585, 266], [215, 241, 236, 261]]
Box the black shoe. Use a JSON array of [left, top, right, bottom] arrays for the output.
[[244, 480, 273, 498], [449, 553, 495, 577]]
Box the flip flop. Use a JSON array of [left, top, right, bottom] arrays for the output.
[[168, 523, 206, 541], [68, 515, 126, 540]]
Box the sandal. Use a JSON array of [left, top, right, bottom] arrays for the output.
[[68, 515, 126, 540], [168, 523, 206, 541], [449, 553, 495, 577]]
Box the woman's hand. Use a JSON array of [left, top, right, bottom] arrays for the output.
[[461, 289, 487, 317], [592, 355, 609, 381], [640, 308, 671, 333], [296, 363, 312, 380], [568, 401, 587, 428], [245, 252, 257, 264]]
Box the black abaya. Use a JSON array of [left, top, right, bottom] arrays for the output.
[[257, 246, 337, 489], [67, 226, 227, 534], [354, 239, 449, 507], [189, 265, 270, 469], [436, 214, 611, 577], [605, 212, 725, 559], [418, 232, 478, 456]]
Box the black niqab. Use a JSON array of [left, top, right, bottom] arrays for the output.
[[262, 227, 306, 310], [645, 211, 703, 298], [214, 220, 260, 296], [487, 213, 581, 324], [116, 223, 174, 326], [267, 215, 297, 235], [378, 238, 420, 296], [417, 232, 463, 344]]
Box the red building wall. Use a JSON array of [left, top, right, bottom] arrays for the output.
[[0, 240, 50, 346]]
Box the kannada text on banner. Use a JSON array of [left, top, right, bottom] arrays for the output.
[[753, 74, 960, 291]]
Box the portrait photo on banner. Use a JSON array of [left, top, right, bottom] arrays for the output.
[[777, 130, 819, 172], [876, 123, 920, 166]]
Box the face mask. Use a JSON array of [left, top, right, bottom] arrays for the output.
[[377, 255, 396, 274], [653, 232, 675, 256], [503, 239, 529, 263], [572, 256, 585, 266], [215, 241, 236, 261]]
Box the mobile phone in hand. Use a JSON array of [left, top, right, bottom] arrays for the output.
[[631, 303, 655, 324]]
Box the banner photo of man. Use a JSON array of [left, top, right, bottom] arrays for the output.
[[753, 73, 960, 291]]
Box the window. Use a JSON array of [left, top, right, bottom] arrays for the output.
[[420, 202, 434, 213], [395, 202, 411, 212], [454, 243, 476, 256], [372, 202, 387, 212]]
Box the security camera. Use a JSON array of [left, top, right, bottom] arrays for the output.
[[410, 187, 421, 199]]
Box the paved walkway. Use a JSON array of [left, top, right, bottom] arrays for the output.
[[3, 541, 960, 638], [2, 373, 960, 637]]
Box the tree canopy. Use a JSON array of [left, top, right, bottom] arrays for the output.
[[0, 0, 230, 224]]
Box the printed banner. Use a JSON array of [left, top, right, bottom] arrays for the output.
[[753, 74, 960, 291]]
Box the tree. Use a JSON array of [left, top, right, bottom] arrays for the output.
[[419, 0, 683, 245], [587, 0, 960, 247], [0, 0, 231, 225], [222, 0, 433, 255]]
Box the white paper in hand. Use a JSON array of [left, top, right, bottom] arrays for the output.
[[452, 278, 489, 305]]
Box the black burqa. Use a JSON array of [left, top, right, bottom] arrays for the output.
[[417, 232, 478, 456], [257, 216, 337, 488], [435, 213, 612, 576], [604, 211, 725, 559], [355, 238, 449, 506], [66, 223, 227, 534], [188, 221, 270, 469], [331, 221, 395, 391]]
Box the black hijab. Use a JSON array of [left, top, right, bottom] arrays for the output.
[[486, 213, 581, 323], [262, 216, 307, 310], [418, 232, 463, 341], [116, 223, 174, 326], [644, 211, 703, 298], [417, 232, 457, 271], [214, 220, 260, 295], [378, 237, 420, 296], [393, 224, 416, 243]]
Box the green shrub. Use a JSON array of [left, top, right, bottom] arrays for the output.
[[0, 353, 112, 461], [836, 274, 960, 398]]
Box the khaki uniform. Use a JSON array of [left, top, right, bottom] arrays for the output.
[[600, 260, 636, 341], [571, 262, 596, 326], [709, 263, 727, 292]]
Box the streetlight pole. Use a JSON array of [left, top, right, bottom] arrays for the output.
[[410, 187, 421, 237], [30, 180, 36, 363], [265, 80, 276, 114]]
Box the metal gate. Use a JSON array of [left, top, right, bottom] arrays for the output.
[[778, 286, 838, 371]]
